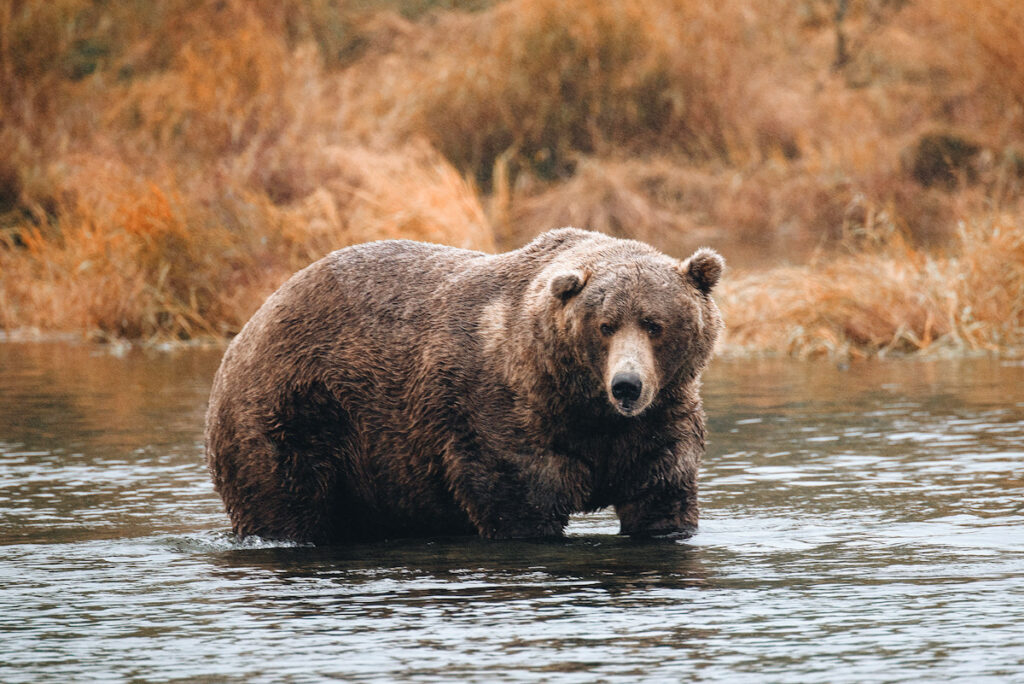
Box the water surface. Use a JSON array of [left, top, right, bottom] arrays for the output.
[[2, 342, 1023, 681]]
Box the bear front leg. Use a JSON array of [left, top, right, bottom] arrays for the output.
[[447, 448, 587, 540], [615, 456, 700, 538]]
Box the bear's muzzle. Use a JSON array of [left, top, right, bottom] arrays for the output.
[[606, 326, 657, 416]]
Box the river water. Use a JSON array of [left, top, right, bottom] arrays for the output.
[[1, 341, 1023, 682]]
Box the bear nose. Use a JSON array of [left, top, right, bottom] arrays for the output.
[[611, 372, 643, 402]]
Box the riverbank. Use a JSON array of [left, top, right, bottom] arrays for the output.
[[1, 0, 1021, 357], [720, 213, 1024, 357]]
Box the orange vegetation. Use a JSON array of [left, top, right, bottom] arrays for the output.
[[0, 0, 1022, 355], [720, 215, 1024, 356]]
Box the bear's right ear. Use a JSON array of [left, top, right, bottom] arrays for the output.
[[550, 270, 588, 302]]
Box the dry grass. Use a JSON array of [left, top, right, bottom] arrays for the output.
[[0, 0, 1022, 354], [341, 0, 805, 187], [720, 215, 1024, 357], [500, 155, 951, 267], [0, 0, 491, 339], [0, 137, 491, 338], [920, 0, 1024, 118]]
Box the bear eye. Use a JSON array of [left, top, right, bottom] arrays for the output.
[[599, 323, 615, 337], [642, 319, 663, 336]]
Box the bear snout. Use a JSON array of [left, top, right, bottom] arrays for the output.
[[608, 373, 650, 415], [605, 326, 657, 416], [611, 371, 643, 403]]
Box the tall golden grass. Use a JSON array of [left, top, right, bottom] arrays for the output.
[[0, 0, 492, 338], [720, 215, 1024, 357], [342, 0, 801, 185], [0, 0, 1022, 354]]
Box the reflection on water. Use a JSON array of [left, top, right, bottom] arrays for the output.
[[1, 343, 1023, 681]]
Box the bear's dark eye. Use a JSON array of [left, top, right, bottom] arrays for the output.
[[599, 323, 615, 337], [642, 319, 663, 337]]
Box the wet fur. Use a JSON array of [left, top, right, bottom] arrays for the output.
[[205, 228, 724, 542]]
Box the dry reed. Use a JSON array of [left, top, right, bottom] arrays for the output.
[[720, 215, 1024, 357], [341, 0, 803, 184]]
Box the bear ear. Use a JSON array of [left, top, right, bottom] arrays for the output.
[[680, 248, 725, 294], [550, 270, 588, 302]]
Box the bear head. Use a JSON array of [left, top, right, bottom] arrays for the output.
[[543, 242, 724, 417]]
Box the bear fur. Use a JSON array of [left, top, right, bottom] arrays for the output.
[[205, 228, 724, 543]]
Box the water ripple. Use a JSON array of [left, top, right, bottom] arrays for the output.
[[2, 347, 1024, 681]]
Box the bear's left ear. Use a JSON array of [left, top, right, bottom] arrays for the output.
[[679, 248, 725, 294], [550, 270, 588, 302]]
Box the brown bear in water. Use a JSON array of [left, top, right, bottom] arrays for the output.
[[205, 228, 724, 543]]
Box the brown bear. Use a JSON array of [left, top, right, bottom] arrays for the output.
[[205, 228, 724, 543]]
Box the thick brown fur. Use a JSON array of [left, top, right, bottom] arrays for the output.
[[205, 228, 724, 543]]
